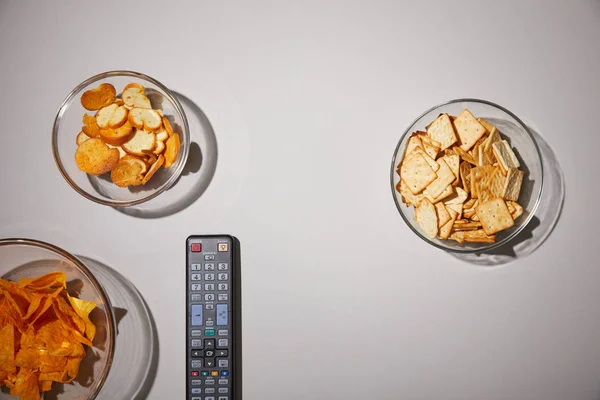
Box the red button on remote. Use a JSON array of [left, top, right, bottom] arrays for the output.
[[191, 243, 202, 252], [191, 371, 199, 377]]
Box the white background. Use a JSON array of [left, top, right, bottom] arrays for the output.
[[1, 1, 600, 399]]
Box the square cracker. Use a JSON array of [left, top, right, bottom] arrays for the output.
[[415, 198, 438, 239], [400, 153, 437, 195], [435, 202, 451, 228], [476, 198, 515, 235], [396, 180, 424, 207], [427, 114, 458, 151], [405, 147, 440, 172], [439, 208, 458, 239], [424, 184, 453, 204], [492, 140, 521, 170], [453, 109, 487, 151], [502, 168, 524, 201], [477, 117, 496, 134], [425, 158, 456, 198], [404, 134, 423, 159], [442, 154, 460, 185]]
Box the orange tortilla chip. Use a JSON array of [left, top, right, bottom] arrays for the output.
[[54, 296, 86, 334], [0, 324, 17, 374], [65, 356, 82, 382], [68, 295, 97, 341], [38, 380, 52, 392], [18, 272, 66, 292], [12, 368, 40, 400]]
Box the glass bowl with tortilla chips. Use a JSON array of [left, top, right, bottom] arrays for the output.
[[0, 238, 115, 399], [390, 99, 543, 253]]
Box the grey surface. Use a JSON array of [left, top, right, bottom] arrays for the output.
[[0, 1, 599, 399]]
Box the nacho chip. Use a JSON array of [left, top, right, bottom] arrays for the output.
[[0, 324, 16, 374], [18, 272, 66, 292], [68, 295, 97, 342]]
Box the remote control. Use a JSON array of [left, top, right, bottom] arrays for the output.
[[186, 235, 241, 400]]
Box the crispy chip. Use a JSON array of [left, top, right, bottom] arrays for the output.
[[0, 324, 16, 374], [68, 295, 97, 342]]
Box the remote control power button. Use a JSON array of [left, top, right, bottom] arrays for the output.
[[191, 243, 202, 252]]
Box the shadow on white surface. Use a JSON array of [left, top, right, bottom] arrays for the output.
[[116, 92, 218, 218], [76, 256, 159, 400], [450, 126, 565, 266]]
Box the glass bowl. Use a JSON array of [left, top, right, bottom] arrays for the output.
[[390, 99, 543, 253], [0, 238, 116, 399], [52, 70, 190, 207]]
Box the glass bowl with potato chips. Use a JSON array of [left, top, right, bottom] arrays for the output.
[[391, 99, 543, 253], [0, 238, 115, 399], [52, 70, 190, 207]]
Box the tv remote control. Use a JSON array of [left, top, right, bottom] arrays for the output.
[[187, 235, 241, 400]]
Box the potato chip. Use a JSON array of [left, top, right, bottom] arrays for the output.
[[68, 295, 97, 342], [0, 272, 97, 398]]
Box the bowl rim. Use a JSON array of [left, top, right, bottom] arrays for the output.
[[0, 237, 117, 398], [390, 98, 544, 254], [52, 70, 191, 207]]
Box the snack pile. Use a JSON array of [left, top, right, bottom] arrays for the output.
[[75, 83, 181, 187], [396, 109, 525, 243], [0, 272, 97, 400]]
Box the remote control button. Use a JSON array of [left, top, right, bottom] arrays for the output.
[[191, 243, 202, 252], [191, 339, 202, 348], [211, 370, 220, 377], [216, 304, 228, 326], [191, 330, 202, 337], [204, 294, 215, 301], [217, 283, 228, 291], [206, 359, 215, 367], [204, 283, 215, 291], [191, 371, 199, 377], [191, 305, 203, 326], [205, 329, 215, 337], [218, 378, 228, 385], [191, 273, 201, 281], [221, 370, 229, 376], [205, 397, 215, 400], [217, 263, 228, 270], [204, 255, 215, 261], [190, 284, 201, 291], [216, 349, 228, 357], [218, 293, 228, 301], [191, 294, 202, 301], [191, 350, 203, 358], [205, 378, 215, 385], [205, 273, 215, 281], [218, 243, 228, 252], [206, 320, 214, 327], [217, 358, 229, 368], [218, 329, 228, 336], [191, 359, 202, 368], [218, 388, 229, 394], [191, 379, 202, 386], [206, 304, 214, 310], [191, 388, 201, 394], [191, 263, 201, 271], [216, 339, 228, 349], [201, 371, 209, 377], [204, 263, 215, 271], [204, 339, 215, 349], [217, 273, 228, 281], [204, 349, 215, 357], [191, 397, 201, 400], [218, 397, 229, 400], [205, 388, 215, 394]]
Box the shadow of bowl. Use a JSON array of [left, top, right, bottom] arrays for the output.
[[450, 126, 565, 266], [76, 256, 159, 400]]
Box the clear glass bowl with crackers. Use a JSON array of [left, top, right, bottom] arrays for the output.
[[391, 99, 543, 253], [52, 70, 190, 206]]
